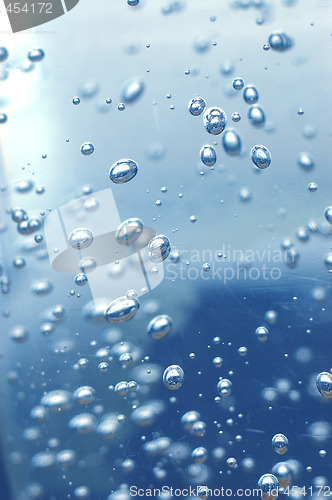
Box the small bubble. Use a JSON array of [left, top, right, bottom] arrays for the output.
[[148, 235, 171, 263], [213, 356, 223, 367], [232, 78, 244, 90], [163, 365, 184, 390], [69, 228, 94, 250], [251, 145, 271, 169], [238, 346, 247, 356], [297, 152, 315, 171], [28, 48, 45, 62], [200, 145, 217, 166], [203, 107, 227, 135], [217, 379, 232, 396], [239, 187, 252, 202], [255, 326, 269, 341], [316, 372, 332, 398], [80, 142, 94, 156], [232, 112, 241, 122], [75, 274, 88, 286], [258, 474, 279, 500], [121, 78, 145, 103], [105, 296, 139, 324], [248, 106, 265, 128]]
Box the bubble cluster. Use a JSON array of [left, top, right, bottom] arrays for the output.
[[223, 129, 241, 156], [80, 142, 95, 155], [28, 48, 45, 62], [297, 152, 314, 171], [232, 77, 244, 90], [268, 32, 293, 51], [69, 228, 94, 250], [147, 315, 173, 340], [200, 145, 217, 166], [243, 85, 259, 104], [121, 78, 145, 103], [248, 106, 265, 128], [217, 378, 232, 396], [255, 326, 269, 341], [324, 207, 332, 224], [163, 365, 184, 390], [257, 474, 279, 500]]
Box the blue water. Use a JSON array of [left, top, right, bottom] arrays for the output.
[[0, 0, 331, 499]]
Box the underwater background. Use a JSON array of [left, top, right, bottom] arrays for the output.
[[0, 0, 332, 498]]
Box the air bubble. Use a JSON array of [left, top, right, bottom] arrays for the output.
[[147, 315, 173, 340], [188, 96, 206, 116], [163, 365, 184, 390], [80, 143, 95, 156], [251, 145, 271, 169], [109, 159, 138, 184], [272, 434, 289, 454], [324, 207, 332, 224], [200, 145, 217, 166], [243, 85, 259, 104], [248, 106, 265, 128], [28, 48, 45, 62], [297, 152, 315, 171], [105, 297, 140, 324]]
